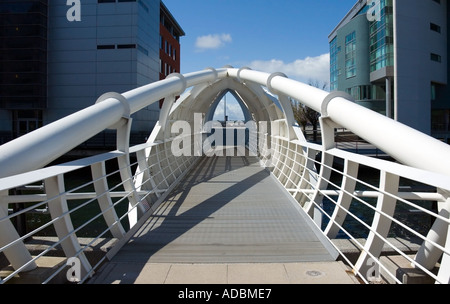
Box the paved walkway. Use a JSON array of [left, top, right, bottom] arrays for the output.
[[90, 154, 358, 284]]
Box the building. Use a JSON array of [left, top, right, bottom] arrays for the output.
[[0, 0, 184, 149], [0, 1, 48, 143], [329, 0, 450, 143], [159, 1, 184, 107]]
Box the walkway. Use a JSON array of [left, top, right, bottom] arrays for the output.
[[90, 151, 357, 284]]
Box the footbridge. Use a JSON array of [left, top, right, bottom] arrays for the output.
[[1, 67, 450, 284]]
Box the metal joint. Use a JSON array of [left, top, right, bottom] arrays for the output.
[[166, 73, 187, 96], [321, 91, 354, 117], [267, 72, 287, 94], [96, 92, 131, 119], [237, 67, 252, 83], [204, 67, 218, 84]]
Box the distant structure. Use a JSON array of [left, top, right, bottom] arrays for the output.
[[0, 0, 184, 149], [329, 0, 449, 143]]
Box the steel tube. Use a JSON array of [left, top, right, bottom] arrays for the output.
[[228, 68, 450, 177], [0, 98, 124, 178], [0, 69, 227, 178], [326, 97, 450, 177]]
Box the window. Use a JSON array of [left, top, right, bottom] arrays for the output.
[[329, 37, 339, 91], [345, 31, 356, 78], [431, 53, 442, 62], [430, 23, 441, 33], [369, 0, 394, 72], [117, 44, 136, 49], [97, 44, 115, 49]]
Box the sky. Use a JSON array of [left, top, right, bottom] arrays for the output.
[[162, 0, 358, 120]]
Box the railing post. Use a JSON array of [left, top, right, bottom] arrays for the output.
[[305, 151, 333, 226], [324, 159, 359, 239], [135, 149, 160, 198], [297, 147, 318, 207], [353, 171, 399, 281], [0, 190, 36, 272], [45, 175, 92, 280], [91, 161, 126, 239], [415, 190, 450, 274], [435, 192, 450, 284], [116, 118, 150, 228]]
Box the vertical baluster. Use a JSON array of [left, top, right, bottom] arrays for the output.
[[305, 151, 334, 226], [435, 194, 450, 284], [116, 118, 148, 228], [325, 159, 359, 239], [91, 162, 126, 239], [45, 175, 92, 280], [353, 171, 399, 281], [415, 190, 450, 282], [136, 149, 159, 197], [297, 147, 317, 207], [0, 190, 36, 272]]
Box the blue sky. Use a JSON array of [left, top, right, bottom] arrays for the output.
[[162, 0, 357, 120], [163, 0, 357, 85]]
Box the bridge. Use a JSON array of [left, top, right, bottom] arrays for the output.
[[0, 67, 449, 284]]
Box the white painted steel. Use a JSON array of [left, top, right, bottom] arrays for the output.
[[0, 67, 449, 284]]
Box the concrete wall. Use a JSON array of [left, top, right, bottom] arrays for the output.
[[336, 14, 371, 91], [394, 0, 448, 134]]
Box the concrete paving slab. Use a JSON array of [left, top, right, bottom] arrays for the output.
[[164, 264, 228, 284], [90, 262, 359, 284], [227, 263, 289, 284]]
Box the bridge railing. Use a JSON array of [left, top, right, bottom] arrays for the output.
[[263, 131, 450, 284], [0, 137, 198, 283], [1, 67, 450, 284]]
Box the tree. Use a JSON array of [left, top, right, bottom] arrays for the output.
[[306, 79, 328, 142], [291, 98, 308, 135]]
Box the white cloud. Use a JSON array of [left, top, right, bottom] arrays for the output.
[[247, 53, 330, 88], [195, 34, 232, 51], [213, 99, 245, 121]]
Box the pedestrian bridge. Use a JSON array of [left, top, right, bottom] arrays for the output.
[[1, 67, 450, 284]]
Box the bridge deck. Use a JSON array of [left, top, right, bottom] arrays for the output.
[[91, 153, 347, 284]]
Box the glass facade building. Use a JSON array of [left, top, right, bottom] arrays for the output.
[[0, 1, 48, 139], [329, 0, 450, 142], [0, 0, 184, 148], [369, 0, 394, 73]]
